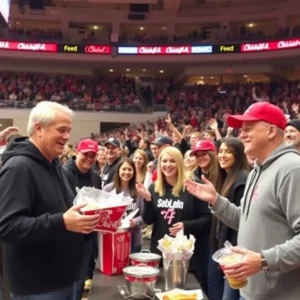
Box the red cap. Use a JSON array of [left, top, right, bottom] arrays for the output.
[[227, 102, 287, 130], [190, 140, 216, 156], [77, 139, 98, 154]]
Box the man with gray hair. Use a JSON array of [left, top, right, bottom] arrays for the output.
[[186, 102, 300, 300], [0, 101, 100, 300]]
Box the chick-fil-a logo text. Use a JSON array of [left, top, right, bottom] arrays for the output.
[[0, 41, 57, 52]]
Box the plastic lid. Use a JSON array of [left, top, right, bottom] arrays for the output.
[[123, 265, 159, 277], [130, 252, 161, 261]]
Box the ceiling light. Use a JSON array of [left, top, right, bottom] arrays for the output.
[[162, 27, 166, 30], [244, 75, 248, 78], [140, 27, 144, 31], [210, 76, 214, 79], [159, 70, 164, 74], [200, 76, 204, 79], [142, 69, 147, 72], [109, 69, 114, 72], [93, 25, 99, 30], [249, 23, 254, 28], [126, 69, 130, 72]]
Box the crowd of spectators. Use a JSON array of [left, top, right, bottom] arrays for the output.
[[90, 79, 300, 144], [1, 71, 300, 144], [0, 72, 140, 112]]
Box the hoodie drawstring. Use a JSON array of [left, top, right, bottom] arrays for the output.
[[242, 166, 262, 220]]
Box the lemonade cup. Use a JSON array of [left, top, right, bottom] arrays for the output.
[[212, 248, 248, 289]]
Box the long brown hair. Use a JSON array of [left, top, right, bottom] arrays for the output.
[[219, 138, 250, 197], [113, 158, 138, 199], [206, 150, 223, 193], [133, 149, 148, 183]]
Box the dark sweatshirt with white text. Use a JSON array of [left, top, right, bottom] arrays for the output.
[[142, 183, 211, 270]]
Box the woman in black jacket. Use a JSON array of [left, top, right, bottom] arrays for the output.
[[137, 146, 211, 293], [209, 138, 250, 300]]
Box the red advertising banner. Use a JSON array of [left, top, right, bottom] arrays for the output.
[[0, 41, 57, 52], [241, 39, 300, 52], [84, 45, 111, 54], [137, 46, 192, 55]]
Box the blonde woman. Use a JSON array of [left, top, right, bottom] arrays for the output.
[[64, 144, 75, 158], [184, 149, 197, 177], [133, 149, 148, 183], [136, 146, 211, 293]]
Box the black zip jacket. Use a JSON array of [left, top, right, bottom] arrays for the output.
[[0, 138, 84, 295], [215, 170, 248, 250], [142, 183, 211, 271], [101, 156, 122, 187]]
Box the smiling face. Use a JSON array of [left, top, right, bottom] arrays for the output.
[[218, 143, 235, 172], [240, 121, 271, 159], [76, 151, 97, 173], [133, 152, 145, 170], [35, 111, 72, 161], [184, 150, 196, 170], [97, 149, 107, 165], [160, 152, 178, 179], [195, 151, 211, 172], [119, 161, 134, 183], [105, 144, 120, 162], [285, 125, 300, 147]]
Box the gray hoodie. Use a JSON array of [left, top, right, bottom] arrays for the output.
[[212, 144, 300, 300]]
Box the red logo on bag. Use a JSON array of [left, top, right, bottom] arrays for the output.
[[98, 209, 119, 229], [81, 205, 128, 233]]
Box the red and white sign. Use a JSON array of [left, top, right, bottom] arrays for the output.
[[137, 46, 192, 55], [0, 41, 57, 52], [84, 45, 111, 54], [82, 206, 127, 233], [241, 39, 300, 52], [98, 230, 131, 275]]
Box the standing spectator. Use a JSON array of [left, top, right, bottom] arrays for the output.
[[102, 138, 122, 187], [185, 102, 300, 300], [62, 139, 102, 296], [138, 147, 211, 295], [0, 101, 100, 300], [103, 158, 144, 253], [94, 147, 107, 175], [284, 119, 300, 151]]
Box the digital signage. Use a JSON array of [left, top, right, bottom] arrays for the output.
[[213, 44, 240, 54], [0, 41, 57, 52], [58, 44, 111, 55], [118, 45, 213, 55], [0, 39, 299, 56], [241, 39, 300, 53]]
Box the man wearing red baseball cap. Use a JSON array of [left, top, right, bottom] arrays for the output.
[[63, 138, 102, 296], [185, 102, 300, 300]]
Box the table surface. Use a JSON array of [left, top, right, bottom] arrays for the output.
[[88, 270, 209, 300]]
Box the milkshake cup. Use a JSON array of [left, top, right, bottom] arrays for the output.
[[212, 247, 248, 289]]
